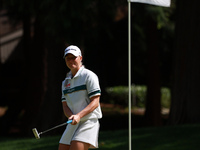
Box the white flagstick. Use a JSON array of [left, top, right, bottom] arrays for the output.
[[127, 1, 170, 150], [128, 1, 132, 150]]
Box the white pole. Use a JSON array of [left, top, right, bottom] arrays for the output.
[[128, 1, 132, 150]]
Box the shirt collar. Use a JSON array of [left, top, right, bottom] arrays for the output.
[[65, 66, 84, 79]]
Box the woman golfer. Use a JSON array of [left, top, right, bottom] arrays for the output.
[[59, 45, 102, 150]]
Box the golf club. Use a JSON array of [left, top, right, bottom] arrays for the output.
[[32, 120, 72, 139]]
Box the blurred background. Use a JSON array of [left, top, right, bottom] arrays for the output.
[[0, 0, 200, 138]]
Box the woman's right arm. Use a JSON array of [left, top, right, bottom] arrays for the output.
[[62, 101, 73, 118]]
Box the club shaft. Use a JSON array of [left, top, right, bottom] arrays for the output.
[[40, 122, 67, 135]]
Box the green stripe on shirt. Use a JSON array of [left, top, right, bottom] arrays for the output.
[[88, 90, 101, 97], [63, 85, 87, 95]]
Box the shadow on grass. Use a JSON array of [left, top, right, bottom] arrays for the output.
[[0, 124, 200, 150], [132, 124, 200, 150], [98, 124, 200, 150]]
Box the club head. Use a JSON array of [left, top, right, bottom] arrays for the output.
[[32, 128, 40, 139]]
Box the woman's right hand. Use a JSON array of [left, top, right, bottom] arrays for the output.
[[69, 114, 80, 125]]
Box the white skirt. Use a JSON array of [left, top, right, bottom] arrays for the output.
[[59, 118, 100, 148]]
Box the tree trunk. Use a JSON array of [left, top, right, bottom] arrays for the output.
[[21, 14, 46, 135], [145, 17, 162, 126], [169, 0, 200, 124], [32, 42, 66, 134]]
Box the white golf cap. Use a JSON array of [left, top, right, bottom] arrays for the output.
[[64, 45, 82, 57]]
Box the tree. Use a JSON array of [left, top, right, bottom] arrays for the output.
[[131, 4, 174, 126], [144, 15, 162, 126], [169, 0, 200, 124]]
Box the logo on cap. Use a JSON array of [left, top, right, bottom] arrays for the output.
[[64, 45, 82, 57]]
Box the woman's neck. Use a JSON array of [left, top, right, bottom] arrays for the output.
[[71, 65, 82, 77]]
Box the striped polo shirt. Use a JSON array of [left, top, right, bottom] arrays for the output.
[[61, 66, 102, 121]]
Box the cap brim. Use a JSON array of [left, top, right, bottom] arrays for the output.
[[64, 50, 79, 57]]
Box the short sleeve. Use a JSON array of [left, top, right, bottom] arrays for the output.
[[86, 71, 101, 98]]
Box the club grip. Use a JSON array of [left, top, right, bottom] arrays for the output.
[[67, 120, 72, 124]]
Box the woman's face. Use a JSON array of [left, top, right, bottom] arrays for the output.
[[65, 53, 82, 70]]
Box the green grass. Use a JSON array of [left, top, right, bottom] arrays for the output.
[[1, 124, 200, 150]]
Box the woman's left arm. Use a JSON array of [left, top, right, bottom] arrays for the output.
[[69, 95, 100, 125]]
